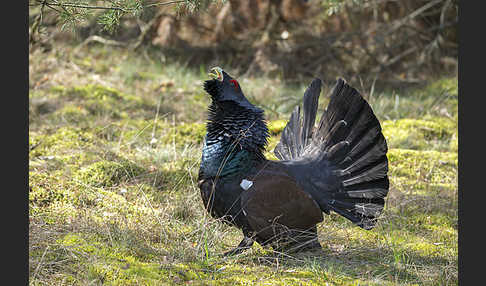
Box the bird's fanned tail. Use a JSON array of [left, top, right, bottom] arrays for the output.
[[274, 78, 389, 230], [275, 78, 321, 160]]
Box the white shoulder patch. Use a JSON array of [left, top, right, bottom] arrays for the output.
[[240, 179, 253, 190]]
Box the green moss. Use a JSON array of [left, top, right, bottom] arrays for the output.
[[163, 122, 206, 146], [54, 233, 169, 285], [382, 117, 456, 151], [74, 159, 145, 188], [119, 119, 206, 147], [415, 77, 458, 117], [29, 90, 45, 99], [47, 84, 155, 121], [53, 103, 90, 122], [422, 77, 458, 98], [449, 132, 458, 152], [388, 148, 457, 193], [51, 84, 139, 102], [29, 127, 96, 158], [264, 135, 281, 161], [267, 119, 288, 135], [29, 171, 69, 208]]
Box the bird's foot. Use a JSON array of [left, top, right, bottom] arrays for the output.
[[223, 237, 254, 256], [273, 237, 322, 254]]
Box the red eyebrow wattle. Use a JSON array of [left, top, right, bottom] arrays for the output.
[[229, 79, 239, 90]]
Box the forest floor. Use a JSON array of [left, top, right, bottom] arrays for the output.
[[29, 43, 458, 285]]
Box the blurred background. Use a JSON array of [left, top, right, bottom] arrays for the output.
[[29, 0, 458, 90]]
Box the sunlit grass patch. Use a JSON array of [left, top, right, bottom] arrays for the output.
[[387, 148, 457, 195], [29, 44, 457, 285], [382, 116, 456, 151], [74, 159, 145, 188]]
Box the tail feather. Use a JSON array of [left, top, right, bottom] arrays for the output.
[[339, 135, 387, 176], [277, 106, 302, 160], [322, 120, 348, 150], [275, 78, 322, 160], [344, 125, 382, 163], [275, 78, 389, 230], [301, 78, 321, 146], [315, 79, 359, 146], [331, 198, 384, 217], [343, 104, 380, 149], [341, 159, 388, 187], [324, 140, 351, 164], [334, 187, 388, 199]]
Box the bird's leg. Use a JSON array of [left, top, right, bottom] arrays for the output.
[[273, 226, 322, 253], [223, 236, 254, 256], [289, 225, 322, 252]]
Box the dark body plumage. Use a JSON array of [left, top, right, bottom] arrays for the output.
[[198, 68, 389, 255]]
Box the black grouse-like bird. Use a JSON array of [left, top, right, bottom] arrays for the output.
[[198, 67, 389, 255]]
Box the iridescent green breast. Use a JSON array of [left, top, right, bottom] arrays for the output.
[[198, 101, 269, 181], [199, 136, 258, 180]]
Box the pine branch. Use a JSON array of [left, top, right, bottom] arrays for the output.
[[29, 0, 218, 34], [37, 2, 130, 12], [29, 0, 197, 12], [145, 0, 186, 8]]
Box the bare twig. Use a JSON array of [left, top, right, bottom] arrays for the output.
[[440, 0, 453, 29], [144, 0, 186, 8], [383, 46, 418, 68], [76, 35, 127, 50], [211, 1, 231, 42], [387, 0, 444, 35], [32, 246, 49, 281], [30, 0, 188, 12], [29, 140, 43, 153], [131, 10, 168, 50], [31, 1, 131, 12]]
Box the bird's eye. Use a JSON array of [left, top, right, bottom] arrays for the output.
[[229, 79, 239, 91]]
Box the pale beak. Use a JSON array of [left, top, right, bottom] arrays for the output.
[[208, 67, 224, 81]]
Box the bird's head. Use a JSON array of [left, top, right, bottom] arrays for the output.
[[203, 67, 259, 111]]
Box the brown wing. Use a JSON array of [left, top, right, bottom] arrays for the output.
[[240, 165, 323, 244]]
